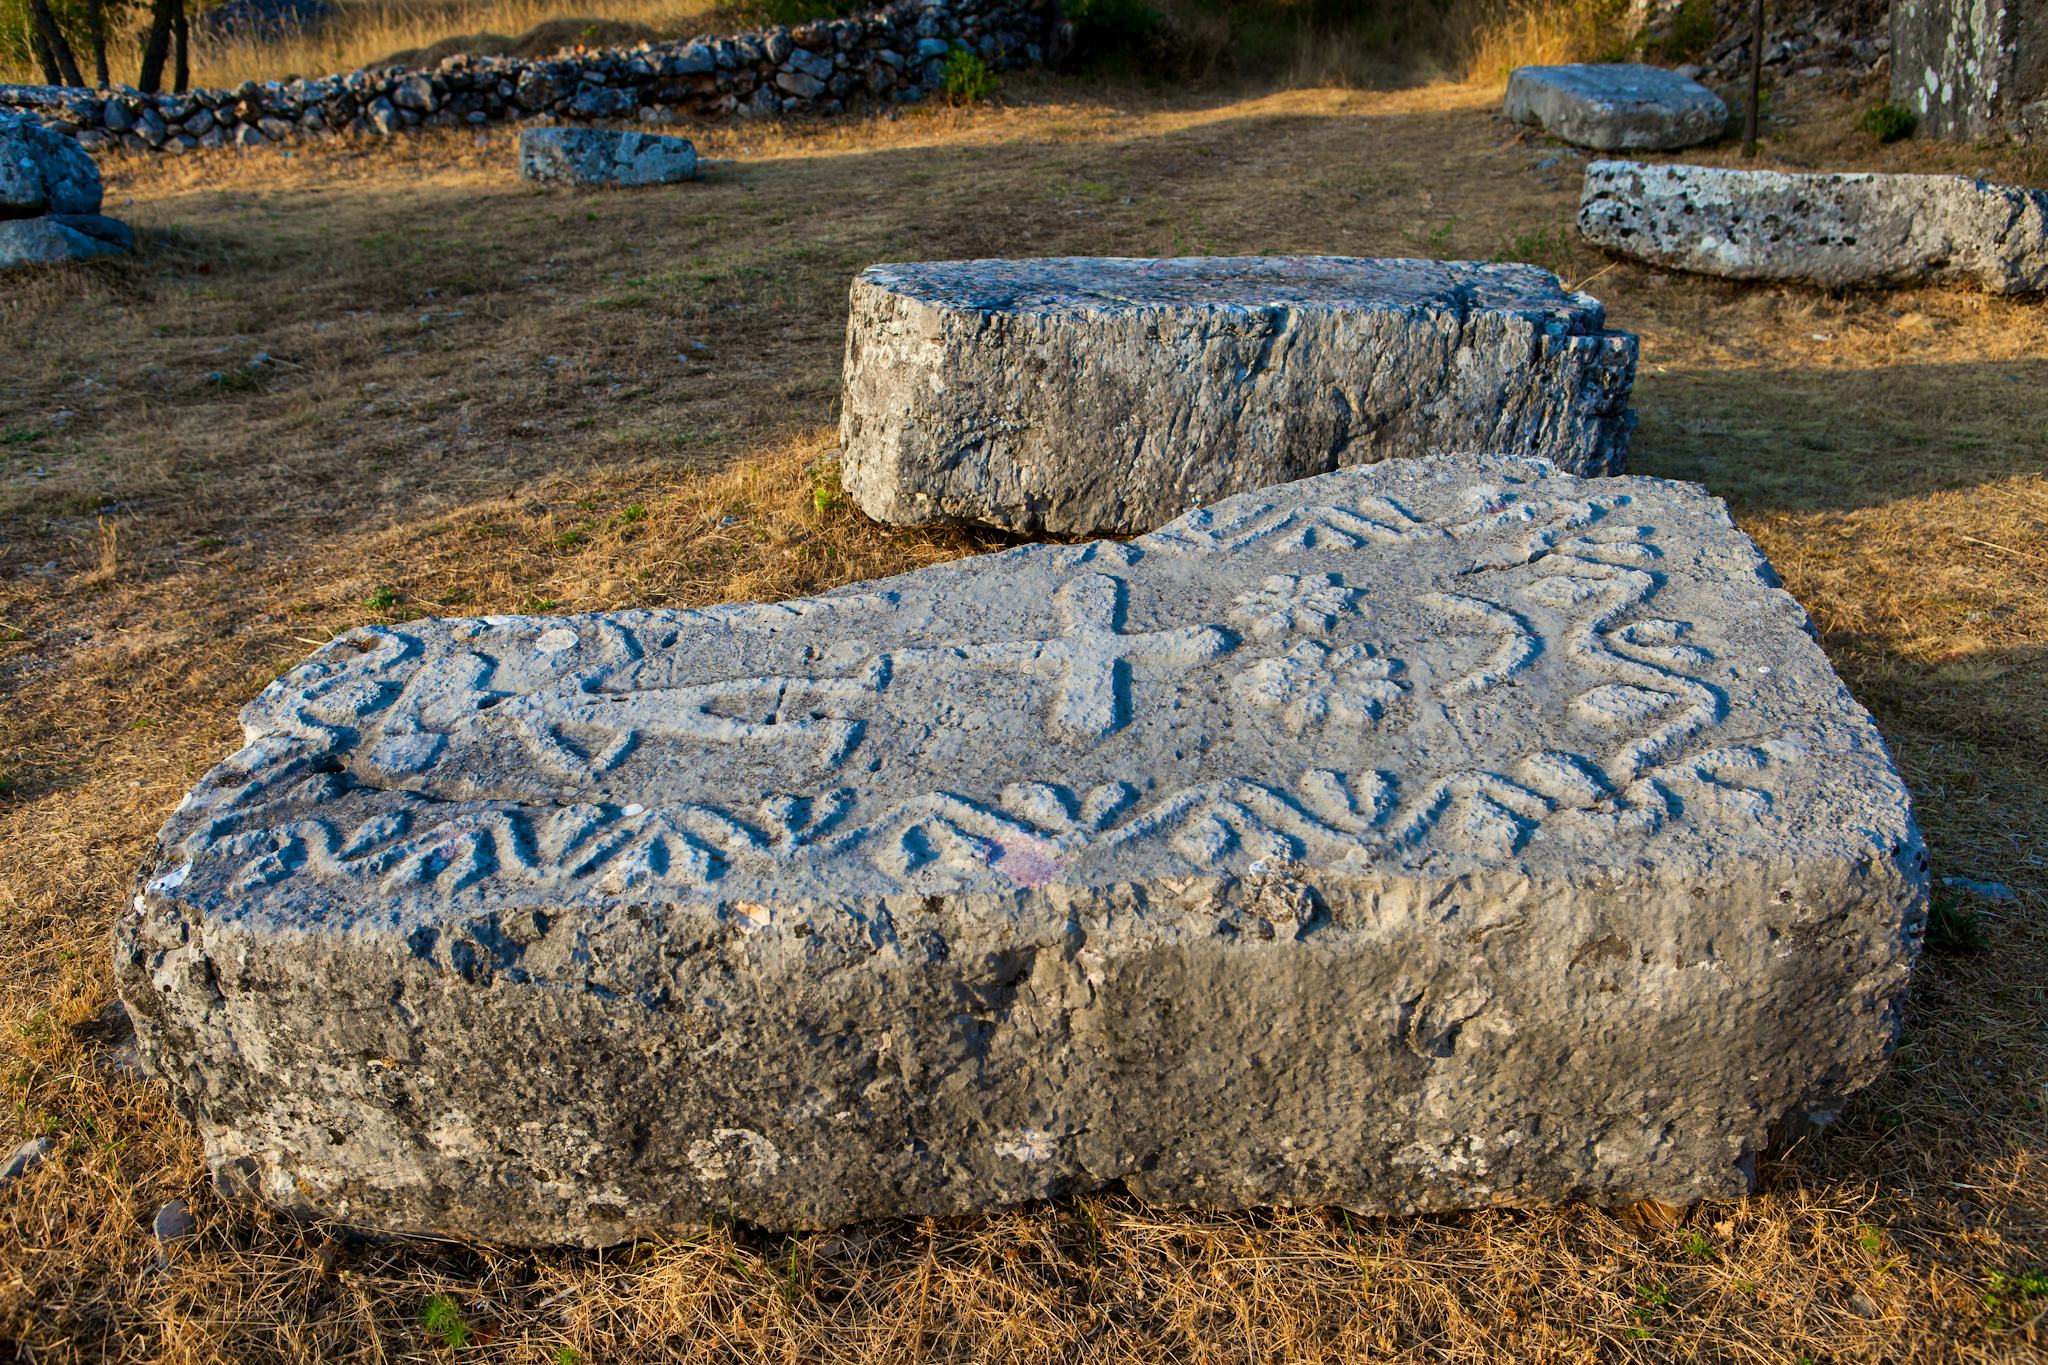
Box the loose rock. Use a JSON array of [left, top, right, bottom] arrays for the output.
[[839, 256, 1637, 535], [0, 110, 134, 270], [518, 126, 698, 186], [119, 456, 1924, 1244], [1503, 64, 1729, 150], [0, 1136, 53, 1185], [153, 1198, 198, 1242], [1577, 160, 2048, 294]]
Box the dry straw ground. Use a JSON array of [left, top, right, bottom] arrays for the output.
[[2, 73, 2046, 1363]]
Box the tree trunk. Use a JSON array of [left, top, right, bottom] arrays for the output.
[[85, 0, 110, 87], [29, 24, 63, 85], [172, 0, 188, 93], [26, 0, 83, 86], [136, 0, 178, 93]]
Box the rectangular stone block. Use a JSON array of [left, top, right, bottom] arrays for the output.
[[517, 127, 698, 186], [1578, 160, 2048, 294], [837, 257, 1637, 535], [1503, 63, 1728, 150], [120, 457, 1924, 1246]]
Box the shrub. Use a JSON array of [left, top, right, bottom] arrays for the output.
[[942, 44, 997, 103], [1660, 0, 1715, 60], [1857, 102, 1917, 142], [1068, 0, 1165, 60]]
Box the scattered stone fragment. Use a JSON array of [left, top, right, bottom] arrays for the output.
[[1891, 0, 2048, 141], [839, 257, 1637, 535], [1577, 160, 2048, 294], [1940, 875, 2018, 903], [153, 1198, 198, 1242], [518, 126, 699, 187], [1503, 64, 1728, 150], [120, 456, 1925, 1245], [0, 1136, 53, 1185]]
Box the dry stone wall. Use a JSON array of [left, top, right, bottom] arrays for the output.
[[0, 0, 1049, 155]]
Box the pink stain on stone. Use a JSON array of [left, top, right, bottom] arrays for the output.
[[986, 834, 1064, 889]]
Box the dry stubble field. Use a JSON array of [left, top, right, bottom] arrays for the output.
[[1, 75, 2046, 1363]]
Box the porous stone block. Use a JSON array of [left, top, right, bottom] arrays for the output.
[[1891, 0, 2048, 142], [1578, 160, 2048, 294], [0, 212, 134, 269], [838, 257, 1637, 536], [517, 126, 698, 186], [120, 456, 1924, 1246], [1503, 63, 1728, 150], [1, 109, 103, 217]]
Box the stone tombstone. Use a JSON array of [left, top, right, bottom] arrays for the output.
[[838, 257, 1637, 536], [1891, 0, 2048, 142], [0, 110, 134, 269], [120, 456, 1925, 1246], [1502, 63, 1729, 150], [517, 127, 699, 187], [1578, 160, 2048, 294]]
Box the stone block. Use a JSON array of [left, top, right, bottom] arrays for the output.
[[0, 109, 103, 216], [839, 257, 1637, 536], [0, 212, 133, 269], [1890, 0, 2048, 142], [120, 456, 1924, 1246], [1503, 63, 1728, 150], [1578, 160, 2048, 294], [518, 127, 698, 186]]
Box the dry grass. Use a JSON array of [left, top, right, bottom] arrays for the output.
[[2, 72, 2047, 1362]]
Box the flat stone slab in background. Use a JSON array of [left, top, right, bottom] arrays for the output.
[[121, 456, 1924, 1245], [1578, 161, 2048, 294], [1504, 64, 1728, 150], [839, 257, 1636, 535], [517, 126, 698, 186]]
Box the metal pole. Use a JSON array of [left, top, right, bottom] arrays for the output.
[[1745, 0, 1765, 155]]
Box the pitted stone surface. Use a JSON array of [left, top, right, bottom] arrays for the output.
[[1578, 160, 2048, 294], [517, 127, 699, 186], [1891, 0, 2048, 142], [838, 257, 1637, 535], [120, 456, 1924, 1245], [1, 108, 101, 216], [1503, 64, 1728, 150]]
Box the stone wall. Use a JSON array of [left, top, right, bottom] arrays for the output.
[[0, 0, 1052, 155], [1889, 0, 2047, 141]]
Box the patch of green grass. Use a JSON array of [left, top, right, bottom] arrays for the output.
[[943, 46, 998, 104], [1492, 223, 1576, 278], [518, 595, 560, 613], [419, 1293, 471, 1349], [1985, 1267, 2048, 1327], [2, 428, 48, 446], [809, 463, 845, 517], [1927, 889, 1989, 953], [1682, 1231, 1715, 1261], [554, 526, 591, 553], [363, 586, 400, 612], [1857, 103, 1917, 143]]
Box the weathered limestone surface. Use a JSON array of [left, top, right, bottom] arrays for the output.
[[1, 112, 133, 269], [518, 127, 698, 186], [838, 257, 1637, 536], [1503, 63, 1728, 150], [120, 457, 1926, 1246], [1578, 160, 2048, 293], [1890, 0, 2048, 142]]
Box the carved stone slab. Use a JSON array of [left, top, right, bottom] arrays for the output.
[[517, 127, 698, 187], [119, 456, 1924, 1246], [1578, 161, 2048, 295], [1503, 64, 1729, 151], [837, 257, 1637, 535]]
